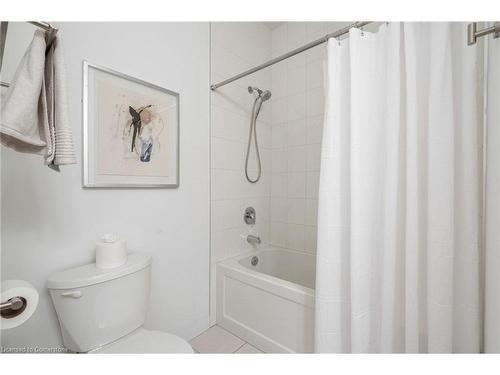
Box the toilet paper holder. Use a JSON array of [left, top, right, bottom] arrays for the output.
[[0, 296, 26, 318]]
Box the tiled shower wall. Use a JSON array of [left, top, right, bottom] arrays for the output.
[[210, 22, 360, 323], [268, 22, 352, 253], [210, 23, 272, 323]]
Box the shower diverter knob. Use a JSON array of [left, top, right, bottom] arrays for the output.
[[244, 207, 256, 225]]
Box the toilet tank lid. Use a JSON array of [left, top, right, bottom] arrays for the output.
[[46, 253, 152, 290]]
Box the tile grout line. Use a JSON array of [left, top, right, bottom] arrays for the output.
[[232, 341, 248, 353], [190, 325, 251, 353], [189, 326, 213, 342]]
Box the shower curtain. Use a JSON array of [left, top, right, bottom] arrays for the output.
[[484, 24, 500, 353], [315, 22, 483, 353]]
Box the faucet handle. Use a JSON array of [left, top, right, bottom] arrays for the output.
[[244, 207, 256, 225]]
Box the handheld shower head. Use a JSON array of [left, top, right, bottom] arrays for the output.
[[261, 90, 272, 101], [248, 86, 271, 102], [245, 86, 271, 184]]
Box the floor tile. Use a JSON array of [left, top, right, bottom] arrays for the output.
[[190, 325, 245, 353], [234, 343, 263, 353]]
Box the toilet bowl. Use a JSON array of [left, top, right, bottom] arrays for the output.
[[47, 253, 193, 353]]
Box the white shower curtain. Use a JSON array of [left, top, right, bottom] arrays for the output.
[[315, 22, 483, 353]]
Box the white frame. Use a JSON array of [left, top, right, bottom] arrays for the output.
[[82, 61, 180, 188]]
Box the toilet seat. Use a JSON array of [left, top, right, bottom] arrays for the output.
[[92, 328, 194, 353]]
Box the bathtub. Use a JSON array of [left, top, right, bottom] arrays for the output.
[[216, 246, 316, 353]]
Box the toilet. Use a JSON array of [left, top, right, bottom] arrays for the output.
[[46, 253, 193, 353]]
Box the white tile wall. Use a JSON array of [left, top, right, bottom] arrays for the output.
[[210, 22, 272, 324], [210, 22, 356, 325], [268, 23, 352, 254]]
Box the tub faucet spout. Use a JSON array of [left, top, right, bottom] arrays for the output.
[[247, 235, 261, 245]]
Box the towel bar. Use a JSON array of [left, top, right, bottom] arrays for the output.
[[0, 21, 58, 88]]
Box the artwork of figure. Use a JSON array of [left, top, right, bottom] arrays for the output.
[[86, 63, 179, 187], [123, 104, 164, 163], [96, 79, 172, 177], [127, 105, 157, 162]]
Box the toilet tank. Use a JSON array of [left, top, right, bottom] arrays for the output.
[[47, 253, 152, 352]]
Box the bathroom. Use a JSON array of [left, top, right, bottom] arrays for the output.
[[1, 0, 500, 372]]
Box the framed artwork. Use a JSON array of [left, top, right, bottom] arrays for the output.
[[83, 61, 179, 188]]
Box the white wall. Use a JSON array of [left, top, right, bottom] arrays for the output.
[[210, 22, 272, 324], [0, 22, 210, 350]]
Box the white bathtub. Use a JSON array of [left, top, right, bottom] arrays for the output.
[[216, 246, 316, 353]]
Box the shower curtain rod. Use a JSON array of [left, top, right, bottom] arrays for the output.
[[210, 21, 371, 90], [210, 21, 500, 90]]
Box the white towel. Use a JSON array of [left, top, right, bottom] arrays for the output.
[[0, 29, 76, 170]]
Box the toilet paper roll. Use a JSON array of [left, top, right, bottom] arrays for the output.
[[95, 234, 127, 269], [1, 280, 39, 330]]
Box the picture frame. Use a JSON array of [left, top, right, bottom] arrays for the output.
[[82, 61, 179, 188]]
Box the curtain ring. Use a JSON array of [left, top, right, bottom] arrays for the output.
[[337, 36, 341, 46], [360, 26, 364, 37]]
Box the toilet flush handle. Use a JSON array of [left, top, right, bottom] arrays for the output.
[[61, 291, 82, 299]]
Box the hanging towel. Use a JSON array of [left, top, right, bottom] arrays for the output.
[[43, 31, 76, 169], [0, 29, 76, 170]]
